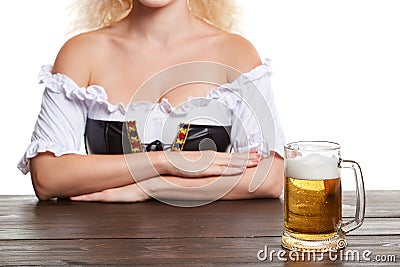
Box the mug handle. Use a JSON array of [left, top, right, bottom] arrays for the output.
[[339, 159, 366, 234]]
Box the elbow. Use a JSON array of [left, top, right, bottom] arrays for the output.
[[31, 168, 52, 201], [253, 173, 283, 199], [34, 188, 51, 201], [267, 153, 284, 198], [266, 180, 283, 198], [255, 153, 284, 199], [30, 155, 57, 201]]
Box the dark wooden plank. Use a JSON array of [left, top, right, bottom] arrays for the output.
[[0, 197, 282, 240], [0, 236, 398, 266], [2, 190, 398, 221], [343, 190, 400, 218], [1, 197, 399, 240], [348, 217, 400, 236]]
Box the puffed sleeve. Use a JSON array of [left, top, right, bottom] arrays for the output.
[[209, 59, 286, 157], [17, 65, 88, 174]]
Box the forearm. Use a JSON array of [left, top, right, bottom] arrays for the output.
[[144, 153, 284, 201], [222, 153, 284, 199], [30, 152, 162, 200], [30, 150, 259, 200]]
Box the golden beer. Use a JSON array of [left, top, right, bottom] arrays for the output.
[[282, 141, 365, 251], [284, 176, 342, 241]]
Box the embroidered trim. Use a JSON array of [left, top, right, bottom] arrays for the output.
[[172, 123, 190, 151], [125, 121, 143, 153]]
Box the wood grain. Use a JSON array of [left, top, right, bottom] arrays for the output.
[[0, 191, 399, 266], [0, 237, 398, 266]]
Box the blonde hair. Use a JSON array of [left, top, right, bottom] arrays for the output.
[[67, 0, 240, 35]]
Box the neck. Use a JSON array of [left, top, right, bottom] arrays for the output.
[[126, 0, 197, 45]]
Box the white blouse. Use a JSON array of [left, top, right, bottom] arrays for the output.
[[18, 59, 286, 174]]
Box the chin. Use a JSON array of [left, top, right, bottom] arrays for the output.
[[137, 0, 178, 8]]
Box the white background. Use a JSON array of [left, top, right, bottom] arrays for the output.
[[1, 0, 399, 195]]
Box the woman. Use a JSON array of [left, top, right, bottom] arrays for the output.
[[18, 0, 285, 203]]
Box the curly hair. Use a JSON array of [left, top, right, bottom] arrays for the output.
[[67, 0, 240, 35]]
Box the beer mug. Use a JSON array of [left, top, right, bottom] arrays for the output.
[[281, 141, 365, 251]]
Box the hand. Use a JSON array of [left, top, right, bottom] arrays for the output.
[[70, 183, 151, 202], [162, 150, 262, 178]]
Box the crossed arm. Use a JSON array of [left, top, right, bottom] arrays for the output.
[[30, 150, 283, 202]]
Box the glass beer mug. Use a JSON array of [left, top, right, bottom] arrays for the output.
[[282, 141, 365, 251]]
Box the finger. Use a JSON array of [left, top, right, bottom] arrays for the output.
[[229, 157, 261, 167], [184, 151, 261, 165], [228, 151, 262, 161], [206, 165, 245, 176], [239, 151, 262, 160], [70, 195, 88, 201], [70, 192, 104, 202], [221, 166, 246, 176], [214, 154, 262, 167]]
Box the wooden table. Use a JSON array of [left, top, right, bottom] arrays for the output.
[[0, 191, 399, 266]]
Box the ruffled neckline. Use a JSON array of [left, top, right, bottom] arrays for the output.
[[39, 59, 272, 116], [39, 65, 127, 115]]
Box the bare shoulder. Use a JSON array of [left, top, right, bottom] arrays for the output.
[[218, 32, 262, 74], [52, 30, 108, 87]]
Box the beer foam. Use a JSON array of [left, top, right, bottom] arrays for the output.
[[286, 153, 340, 180]]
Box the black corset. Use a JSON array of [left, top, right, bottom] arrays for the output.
[[84, 118, 231, 155]]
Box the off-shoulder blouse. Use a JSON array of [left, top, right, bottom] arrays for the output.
[[18, 59, 285, 174]]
